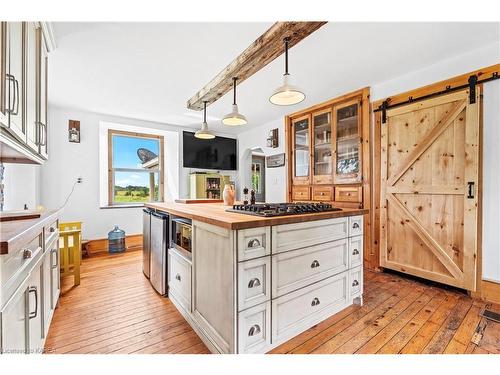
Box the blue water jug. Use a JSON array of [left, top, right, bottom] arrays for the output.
[[108, 225, 126, 253]]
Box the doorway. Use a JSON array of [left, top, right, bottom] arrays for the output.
[[251, 153, 266, 203]]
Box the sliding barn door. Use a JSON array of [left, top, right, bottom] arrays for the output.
[[380, 89, 480, 291]]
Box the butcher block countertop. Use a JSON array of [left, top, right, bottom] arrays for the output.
[[0, 209, 61, 255], [146, 202, 368, 230]]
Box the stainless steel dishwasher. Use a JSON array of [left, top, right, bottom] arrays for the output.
[[150, 211, 169, 295]]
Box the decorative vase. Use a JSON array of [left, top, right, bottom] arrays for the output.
[[223, 184, 235, 206]]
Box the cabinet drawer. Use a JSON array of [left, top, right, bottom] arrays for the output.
[[292, 186, 310, 201], [168, 248, 192, 312], [272, 217, 348, 254], [237, 227, 271, 261], [349, 235, 363, 268], [44, 220, 58, 244], [272, 272, 348, 345], [1, 235, 42, 289], [237, 301, 271, 354], [335, 186, 362, 203], [272, 238, 348, 298], [349, 215, 363, 237], [350, 266, 363, 297], [238, 257, 271, 311], [312, 186, 333, 201]]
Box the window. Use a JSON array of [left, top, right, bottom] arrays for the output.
[[108, 129, 164, 205]]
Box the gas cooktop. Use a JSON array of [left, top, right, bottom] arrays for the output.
[[226, 202, 342, 217]]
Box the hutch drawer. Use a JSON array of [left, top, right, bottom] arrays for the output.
[[312, 186, 334, 201], [291, 186, 311, 201], [334, 186, 362, 203]]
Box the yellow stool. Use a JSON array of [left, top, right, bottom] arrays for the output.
[[59, 221, 82, 286]]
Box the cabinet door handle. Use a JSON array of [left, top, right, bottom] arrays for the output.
[[311, 297, 320, 306], [28, 286, 38, 319], [6, 74, 19, 115], [248, 324, 261, 336], [248, 278, 261, 288], [37, 122, 47, 146], [310, 260, 320, 268], [175, 274, 181, 281], [49, 227, 56, 233], [352, 222, 360, 229], [247, 239, 261, 248], [352, 280, 359, 287], [51, 248, 59, 269], [352, 249, 359, 255]]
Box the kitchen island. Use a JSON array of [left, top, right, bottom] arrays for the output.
[[146, 202, 367, 354]]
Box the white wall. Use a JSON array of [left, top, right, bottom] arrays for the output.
[[237, 118, 286, 203], [2, 163, 40, 211], [41, 107, 236, 240], [482, 81, 500, 283]]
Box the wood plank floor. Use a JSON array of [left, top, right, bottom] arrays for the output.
[[45, 250, 499, 354]]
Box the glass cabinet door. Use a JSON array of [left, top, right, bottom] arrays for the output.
[[312, 109, 333, 184], [333, 100, 361, 183], [291, 115, 311, 184]]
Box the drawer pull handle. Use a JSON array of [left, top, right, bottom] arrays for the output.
[[248, 324, 261, 336], [248, 278, 261, 288], [248, 239, 261, 248], [23, 249, 33, 259], [310, 260, 320, 268], [352, 280, 359, 287], [352, 222, 360, 229], [175, 274, 181, 281], [28, 286, 38, 319], [311, 297, 321, 306], [320, 192, 325, 196], [51, 248, 59, 269], [352, 249, 359, 255]]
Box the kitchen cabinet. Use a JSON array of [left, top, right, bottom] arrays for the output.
[[189, 173, 230, 200], [0, 21, 52, 164], [0, 277, 29, 354], [285, 88, 369, 209], [1, 22, 25, 141], [27, 262, 43, 353]]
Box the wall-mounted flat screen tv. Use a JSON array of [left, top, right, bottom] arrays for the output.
[[183, 131, 237, 170]]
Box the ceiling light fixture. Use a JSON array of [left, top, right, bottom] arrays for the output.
[[195, 101, 215, 139], [222, 77, 247, 126], [269, 37, 306, 106]]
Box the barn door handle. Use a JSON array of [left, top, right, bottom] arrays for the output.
[[467, 182, 475, 199]]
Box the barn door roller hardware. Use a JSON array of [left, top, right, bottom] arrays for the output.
[[376, 71, 500, 123]]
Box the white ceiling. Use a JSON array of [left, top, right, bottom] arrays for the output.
[[50, 22, 499, 134]]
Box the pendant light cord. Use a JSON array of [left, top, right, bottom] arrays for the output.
[[232, 77, 237, 105], [203, 101, 207, 122], [284, 37, 290, 76]]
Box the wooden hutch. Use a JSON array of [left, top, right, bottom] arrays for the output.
[[285, 87, 372, 266]]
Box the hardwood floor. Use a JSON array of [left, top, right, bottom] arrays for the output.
[[45, 250, 499, 354]]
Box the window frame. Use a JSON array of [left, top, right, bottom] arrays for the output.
[[107, 129, 165, 206]]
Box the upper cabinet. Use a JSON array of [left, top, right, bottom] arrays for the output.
[[0, 22, 52, 164], [285, 88, 370, 208], [333, 99, 362, 184]]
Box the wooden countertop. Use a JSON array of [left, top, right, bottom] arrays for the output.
[[145, 202, 368, 230], [0, 209, 61, 255]]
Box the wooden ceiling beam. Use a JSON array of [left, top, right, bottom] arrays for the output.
[[186, 21, 327, 110]]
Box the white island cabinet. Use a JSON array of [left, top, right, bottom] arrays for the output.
[[149, 202, 365, 354]]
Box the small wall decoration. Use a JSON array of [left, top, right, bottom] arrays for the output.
[[266, 153, 285, 168], [68, 120, 81, 143], [267, 128, 279, 148]]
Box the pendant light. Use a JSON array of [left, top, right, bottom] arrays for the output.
[[222, 77, 247, 126], [269, 37, 306, 106], [195, 101, 215, 139]]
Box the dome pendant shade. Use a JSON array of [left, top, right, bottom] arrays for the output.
[[195, 101, 215, 139], [222, 77, 247, 126], [222, 104, 247, 126], [269, 74, 306, 106], [269, 37, 305, 106]]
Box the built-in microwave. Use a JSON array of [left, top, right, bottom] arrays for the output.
[[170, 216, 192, 258]]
